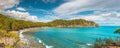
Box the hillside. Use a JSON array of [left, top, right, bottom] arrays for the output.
[[0, 14, 46, 31], [47, 19, 98, 27], [0, 14, 47, 48], [0, 14, 98, 30]]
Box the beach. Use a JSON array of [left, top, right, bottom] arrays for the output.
[[19, 27, 46, 48]]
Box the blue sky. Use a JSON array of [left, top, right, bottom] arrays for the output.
[[1, 0, 120, 26], [8, 0, 65, 17]]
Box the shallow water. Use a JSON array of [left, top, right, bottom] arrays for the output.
[[27, 26, 120, 48]]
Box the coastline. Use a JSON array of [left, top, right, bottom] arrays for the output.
[[18, 27, 45, 48], [17, 26, 98, 48]]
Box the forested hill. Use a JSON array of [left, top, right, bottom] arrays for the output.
[[47, 19, 98, 27], [0, 14, 46, 31], [0, 14, 98, 31]]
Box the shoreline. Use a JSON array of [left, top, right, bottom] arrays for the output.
[[18, 27, 45, 48], [19, 27, 41, 42], [17, 26, 98, 48]]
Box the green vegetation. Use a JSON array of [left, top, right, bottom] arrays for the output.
[[115, 28, 120, 33], [5, 45, 16, 48], [0, 30, 19, 39], [0, 14, 46, 48], [47, 19, 98, 27], [0, 30, 19, 48], [0, 14, 98, 31], [94, 28, 120, 48], [0, 14, 46, 31], [94, 38, 120, 48], [17, 41, 26, 45], [8, 31, 19, 40], [0, 29, 8, 37]]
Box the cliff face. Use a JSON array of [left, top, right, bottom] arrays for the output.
[[48, 19, 98, 27]]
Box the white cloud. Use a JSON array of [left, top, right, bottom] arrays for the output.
[[54, 0, 120, 15], [0, 0, 19, 11], [52, 0, 120, 26], [0, 0, 40, 22], [71, 11, 120, 26], [39, 15, 59, 22], [16, 7, 26, 11], [4, 10, 40, 22]]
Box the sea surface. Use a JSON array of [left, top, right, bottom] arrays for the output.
[[24, 26, 120, 48]]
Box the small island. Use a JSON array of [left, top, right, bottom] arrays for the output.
[[0, 14, 98, 48]]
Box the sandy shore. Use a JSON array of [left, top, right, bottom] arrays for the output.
[[18, 27, 46, 48]]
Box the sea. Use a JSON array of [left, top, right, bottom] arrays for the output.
[[24, 26, 120, 48]]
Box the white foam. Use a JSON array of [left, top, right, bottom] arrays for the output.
[[86, 43, 92, 46], [19, 30, 29, 47], [19, 30, 27, 41], [46, 45, 54, 48], [38, 39, 54, 48], [38, 40, 42, 43]]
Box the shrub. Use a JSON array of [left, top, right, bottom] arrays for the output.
[[5, 45, 16, 48], [17, 41, 26, 45], [8, 31, 19, 40]]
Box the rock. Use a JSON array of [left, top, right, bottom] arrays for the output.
[[0, 37, 16, 46]]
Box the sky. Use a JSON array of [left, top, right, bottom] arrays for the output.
[[0, 0, 120, 26]]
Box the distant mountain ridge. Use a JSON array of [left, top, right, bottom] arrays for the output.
[[48, 19, 98, 27]]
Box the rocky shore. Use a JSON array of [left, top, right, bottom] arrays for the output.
[[0, 27, 46, 48]]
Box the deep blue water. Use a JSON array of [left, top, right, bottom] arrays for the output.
[[29, 26, 120, 48]]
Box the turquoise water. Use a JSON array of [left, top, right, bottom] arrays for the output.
[[30, 26, 120, 48]]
